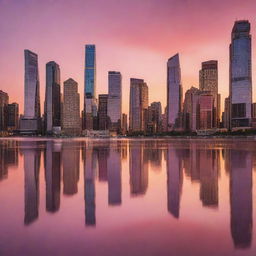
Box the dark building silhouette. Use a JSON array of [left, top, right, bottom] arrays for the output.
[[166, 147, 183, 218], [229, 149, 252, 248], [98, 94, 108, 130], [44, 141, 61, 213]]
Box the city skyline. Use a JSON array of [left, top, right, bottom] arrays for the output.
[[1, 1, 256, 116]]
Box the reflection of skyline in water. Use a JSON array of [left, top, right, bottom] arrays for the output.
[[0, 139, 254, 251]]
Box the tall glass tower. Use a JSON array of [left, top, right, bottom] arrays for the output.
[[230, 20, 252, 128], [84, 45, 96, 99], [167, 54, 183, 130]]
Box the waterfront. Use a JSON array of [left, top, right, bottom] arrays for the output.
[[0, 138, 256, 256]]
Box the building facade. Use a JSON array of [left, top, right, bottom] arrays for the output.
[[44, 61, 61, 133], [199, 60, 219, 127], [129, 78, 148, 132], [230, 20, 252, 128], [107, 71, 122, 133], [63, 78, 81, 135], [167, 54, 183, 130], [7, 103, 19, 131], [0, 90, 9, 132], [98, 94, 108, 130], [20, 50, 41, 134], [84, 45, 96, 130], [198, 93, 214, 130]]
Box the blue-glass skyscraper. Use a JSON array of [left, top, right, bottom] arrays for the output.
[[84, 45, 96, 99]]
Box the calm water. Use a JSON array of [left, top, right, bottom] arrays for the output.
[[0, 138, 256, 256]]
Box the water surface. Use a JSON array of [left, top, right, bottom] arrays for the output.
[[0, 138, 256, 256]]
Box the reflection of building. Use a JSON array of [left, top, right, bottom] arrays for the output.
[[45, 141, 61, 212], [166, 147, 183, 218], [230, 21, 252, 128], [22, 144, 41, 225], [107, 147, 121, 205], [229, 150, 252, 248], [98, 146, 109, 182], [62, 143, 80, 195], [83, 146, 97, 226], [167, 54, 183, 130], [199, 149, 219, 207], [129, 143, 148, 195]]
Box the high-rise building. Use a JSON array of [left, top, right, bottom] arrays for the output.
[[147, 102, 162, 133], [108, 71, 122, 132], [84, 45, 96, 130], [98, 94, 108, 130], [44, 61, 61, 133], [199, 60, 219, 127], [167, 54, 183, 130], [230, 20, 252, 128], [0, 90, 9, 132], [198, 93, 214, 130], [63, 78, 81, 135], [183, 87, 200, 132], [20, 50, 41, 134], [129, 78, 148, 132], [7, 103, 19, 131]]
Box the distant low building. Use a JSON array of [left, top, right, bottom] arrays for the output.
[[7, 103, 19, 131]]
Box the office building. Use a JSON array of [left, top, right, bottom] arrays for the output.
[[20, 50, 41, 134], [108, 71, 122, 132], [230, 20, 252, 128], [98, 94, 108, 130], [63, 78, 81, 135], [7, 103, 19, 131], [199, 60, 219, 127], [167, 54, 183, 130], [0, 90, 9, 132], [129, 78, 148, 132], [44, 61, 61, 133]]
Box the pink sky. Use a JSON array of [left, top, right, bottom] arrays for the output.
[[0, 0, 256, 114]]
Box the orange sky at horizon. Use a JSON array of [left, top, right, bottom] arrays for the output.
[[1, 0, 256, 115]]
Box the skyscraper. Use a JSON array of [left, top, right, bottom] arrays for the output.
[[198, 93, 214, 130], [20, 50, 41, 134], [199, 60, 219, 127], [84, 45, 96, 130], [167, 54, 183, 130], [129, 78, 148, 132], [230, 20, 252, 128], [98, 94, 108, 130], [183, 87, 200, 132], [108, 71, 122, 132], [44, 61, 61, 133], [63, 78, 81, 135], [0, 90, 9, 132]]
